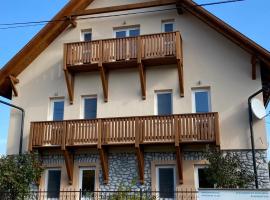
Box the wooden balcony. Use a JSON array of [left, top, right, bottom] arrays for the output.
[[29, 112, 220, 150], [29, 112, 220, 185], [63, 32, 184, 103]]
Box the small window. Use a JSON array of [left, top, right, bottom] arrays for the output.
[[192, 89, 211, 113], [79, 167, 96, 199], [82, 96, 97, 119], [195, 165, 214, 189], [50, 98, 64, 121], [156, 166, 176, 199], [81, 30, 92, 41], [156, 91, 172, 115], [162, 20, 174, 32], [46, 169, 61, 199], [114, 27, 140, 38]]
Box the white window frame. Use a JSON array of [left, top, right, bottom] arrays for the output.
[[45, 168, 61, 198], [191, 88, 211, 113], [113, 26, 140, 38], [79, 167, 96, 199], [81, 29, 92, 41], [156, 165, 176, 199], [194, 165, 209, 190], [48, 98, 65, 121], [80, 95, 98, 119], [162, 20, 175, 32], [154, 90, 173, 115]]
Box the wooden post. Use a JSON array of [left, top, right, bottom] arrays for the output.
[[137, 36, 146, 100], [214, 113, 221, 146], [176, 146, 184, 184], [176, 32, 184, 97]]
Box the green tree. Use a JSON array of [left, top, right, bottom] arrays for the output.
[[204, 149, 254, 188], [0, 152, 43, 199]]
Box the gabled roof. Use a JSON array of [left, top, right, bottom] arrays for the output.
[[0, 0, 269, 101]]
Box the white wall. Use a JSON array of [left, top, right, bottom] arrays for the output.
[[7, 4, 267, 154]]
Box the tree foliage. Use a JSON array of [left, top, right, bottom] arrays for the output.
[[0, 152, 43, 198], [204, 149, 254, 188]]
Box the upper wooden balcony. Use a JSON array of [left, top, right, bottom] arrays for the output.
[[29, 112, 220, 151], [63, 32, 184, 103]]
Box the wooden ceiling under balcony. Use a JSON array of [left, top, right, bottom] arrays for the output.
[[63, 31, 184, 103]]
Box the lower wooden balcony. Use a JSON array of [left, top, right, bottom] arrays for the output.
[[29, 112, 220, 150], [29, 112, 220, 185]]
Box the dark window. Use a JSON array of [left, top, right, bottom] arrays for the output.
[[81, 169, 95, 196], [129, 29, 140, 37], [53, 101, 64, 121], [83, 32, 92, 41], [158, 168, 175, 198], [84, 98, 97, 119], [47, 170, 61, 199], [116, 30, 126, 38], [164, 23, 174, 32], [157, 93, 172, 115], [195, 91, 210, 113], [198, 168, 214, 188]]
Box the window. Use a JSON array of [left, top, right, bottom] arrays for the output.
[[114, 27, 140, 38], [46, 169, 61, 199], [192, 89, 211, 113], [81, 29, 92, 41], [82, 96, 97, 119], [50, 98, 64, 121], [156, 166, 176, 199], [194, 165, 214, 189], [162, 20, 174, 32], [79, 167, 96, 199], [156, 91, 172, 115]]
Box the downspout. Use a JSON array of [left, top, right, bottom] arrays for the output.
[[0, 99, 25, 155], [248, 85, 270, 189]]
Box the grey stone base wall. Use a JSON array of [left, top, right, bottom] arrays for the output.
[[42, 150, 270, 190]]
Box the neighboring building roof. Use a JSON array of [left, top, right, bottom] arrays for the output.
[[0, 0, 269, 102]]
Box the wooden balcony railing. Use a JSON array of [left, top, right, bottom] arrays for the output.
[[29, 113, 220, 150], [64, 32, 182, 68]]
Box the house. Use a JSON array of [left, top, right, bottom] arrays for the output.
[[1, 0, 270, 198]]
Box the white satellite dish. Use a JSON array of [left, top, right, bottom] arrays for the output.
[[251, 98, 267, 119]]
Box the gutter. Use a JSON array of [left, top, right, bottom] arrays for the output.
[[0, 99, 24, 155]]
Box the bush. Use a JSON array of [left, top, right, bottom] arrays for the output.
[[204, 148, 254, 188], [0, 152, 43, 199]]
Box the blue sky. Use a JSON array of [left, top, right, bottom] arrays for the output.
[[0, 0, 269, 155]]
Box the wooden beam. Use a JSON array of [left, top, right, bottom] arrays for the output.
[[137, 36, 146, 100], [176, 32, 184, 97], [8, 75, 19, 97], [64, 70, 74, 104], [98, 147, 109, 184], [176, 0, 184, 14], [177, 60, 184, 97], [251, 55, 257, 80], [135, 146, 144, 184], [72, 0, 177, 17], [66, 16, 77, 28], [63, 150, 74, 185], [175, 146, 183, 184], [98, 41, 108, 102]]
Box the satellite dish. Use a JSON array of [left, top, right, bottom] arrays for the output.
[[251, 98, 266, 119]]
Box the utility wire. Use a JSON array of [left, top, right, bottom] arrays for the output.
[[0, 0, 246, 30]]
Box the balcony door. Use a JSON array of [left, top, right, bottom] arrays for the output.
[[114, 26, 140, 60], [79, 167, 96, 200], [46, 169, 61, 200]]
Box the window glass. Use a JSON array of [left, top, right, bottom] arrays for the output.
[[52, 100, 64, 121], [198, 168, 214, 188], [164, 23, 174, 32], [83, 32, 92, 41], [194, 90, 210, 113], [157, 167, 175, 198], [129, 29, 140, 37], [116, 30, 127, 38], [47, 170, 61, 199], [157, 92, 172, 115], [84, 98, 97, 119]]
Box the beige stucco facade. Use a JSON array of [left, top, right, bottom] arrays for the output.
[[5, 0, 268, 190]]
